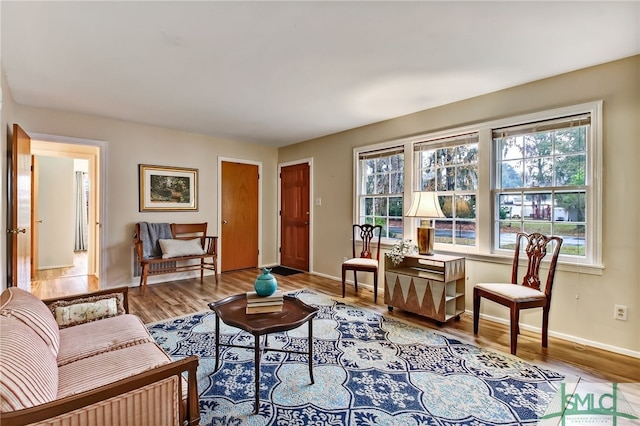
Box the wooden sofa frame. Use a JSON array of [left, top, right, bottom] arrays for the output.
[[0, 287, 200, 426], [134, 222, 218, 292]]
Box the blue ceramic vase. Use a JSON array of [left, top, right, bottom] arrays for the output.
[[254, 267, 278, 296]]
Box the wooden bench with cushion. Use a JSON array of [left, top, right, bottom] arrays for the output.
[[134, 222, 218, 292]]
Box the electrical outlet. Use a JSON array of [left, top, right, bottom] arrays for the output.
[[614, 305, 628, 321]]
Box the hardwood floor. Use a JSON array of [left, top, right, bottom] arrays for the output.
[[33, 251, 88, 280], [31, 252, 100, 299], [33, 268, 640, 388]]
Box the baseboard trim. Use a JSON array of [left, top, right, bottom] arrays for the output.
[[472, 311, 640, 359]]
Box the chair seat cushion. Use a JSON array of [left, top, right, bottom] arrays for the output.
[[475, 283, 545, 302], [343, 258, 378, 268]]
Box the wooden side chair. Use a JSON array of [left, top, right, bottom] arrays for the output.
[[473, 232, 563, 355], [341, 224, 382, 303]]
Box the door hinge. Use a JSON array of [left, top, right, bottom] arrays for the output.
[[279, 247, 281, 253]]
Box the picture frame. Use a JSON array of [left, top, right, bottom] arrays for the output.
[[139, 164, 198, 212]]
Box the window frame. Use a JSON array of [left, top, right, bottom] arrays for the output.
[[353, 101, 603, 272], [489, 102, 602, 268], [414, 133, 480, 249], [355, 145, 406, 242]]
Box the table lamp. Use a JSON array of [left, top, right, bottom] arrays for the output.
[[405, 191, 444, 255]]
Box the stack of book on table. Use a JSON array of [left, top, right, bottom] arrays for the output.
[[246, 290, 283, 314]]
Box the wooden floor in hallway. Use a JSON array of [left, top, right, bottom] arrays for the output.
[[31, 251, 99, 299]]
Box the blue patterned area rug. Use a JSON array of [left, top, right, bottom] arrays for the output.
[[147, 289, 576, 425]]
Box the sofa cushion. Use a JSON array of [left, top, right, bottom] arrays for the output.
[[57, 342, 173, 399], [0, 287, 60, 355], [57, 314, 155, 366], [48, 292, 126, 329], [0, 316, 59, 412]]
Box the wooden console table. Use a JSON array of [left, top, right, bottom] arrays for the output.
[[384, 253, 466, 323]]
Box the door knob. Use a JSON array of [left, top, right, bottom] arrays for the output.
[[6, 228, 26, 234], [36, 220, 43, 223], [223, 220, 228, 224]]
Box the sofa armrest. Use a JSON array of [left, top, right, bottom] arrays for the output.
[[0, 355, 200, 426], [42, 286, 130, 314]]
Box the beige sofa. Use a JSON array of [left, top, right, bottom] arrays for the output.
[[0, 286, 200, 426]]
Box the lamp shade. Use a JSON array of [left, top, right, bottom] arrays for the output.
[[405, 191, 445, 219]]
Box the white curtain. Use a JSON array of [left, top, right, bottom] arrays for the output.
[[74, 171, 88, 251]]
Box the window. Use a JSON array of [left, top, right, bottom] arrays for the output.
[[415, 133, 479, 247], [358, 147, 404, 239], [494, 114, 590, 258], [353, 101, 601, 269]]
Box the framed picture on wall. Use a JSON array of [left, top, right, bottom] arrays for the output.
[[139, 164, 198, 211]]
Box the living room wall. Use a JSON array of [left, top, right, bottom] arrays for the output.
[[2, 56, 638, 356], [279, 55, 640, 356], [1, 70, 281, 287]]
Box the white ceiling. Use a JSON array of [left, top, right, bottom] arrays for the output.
[[2, 1, 639, 147]]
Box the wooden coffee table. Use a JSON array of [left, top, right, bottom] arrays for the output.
[[208, 293, 318, 414]]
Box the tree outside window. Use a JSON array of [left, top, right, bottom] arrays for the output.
[[359, 148, 404, 239], [415, 134, 479, 247], [495, 116, 589, 256]]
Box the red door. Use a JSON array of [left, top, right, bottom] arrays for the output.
[[221, 161, 259, 272], [280, 163, 310, 271]]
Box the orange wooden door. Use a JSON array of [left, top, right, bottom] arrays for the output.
[[280, 163, 310, 271], [9, 124, 32, 290], [221, 161, 259, 272]]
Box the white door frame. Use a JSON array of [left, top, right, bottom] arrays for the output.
[[30, 132, 107, 285]]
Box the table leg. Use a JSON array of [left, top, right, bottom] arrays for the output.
[[215, 314, 220, 372], [308, 319, 314, 384], [253, 333, 261, 414]]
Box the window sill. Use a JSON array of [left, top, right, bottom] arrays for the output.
[[436, 250, 604, 276], [379, 242, 604, 275]]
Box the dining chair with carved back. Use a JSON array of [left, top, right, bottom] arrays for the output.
[[473, 232, 563, 355], [341, 224, 382, 303]]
